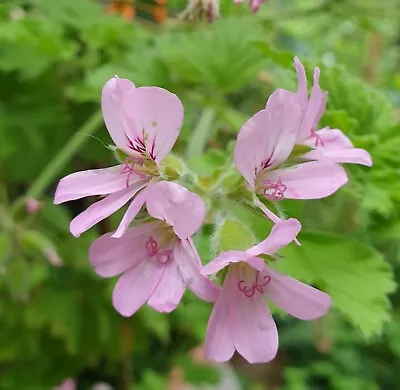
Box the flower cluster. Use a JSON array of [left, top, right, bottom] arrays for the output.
[[54, 58, 371, 364]]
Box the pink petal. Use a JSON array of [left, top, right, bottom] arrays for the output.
[[177, 240, 220, 302], [123, 87, 184, 163], [253, 198, 302, 246], [264, 266, 331, 320], [302, 128, 372, 166], [253, 197, 282, 224], [112, 186, 150, 238], [201, 250, 252, 276], [54, 166, 128, 204], [147, 251, 186, 313], [102, 77, 136, 153], [298, 68, 327, 142], [69, 181, 147, 237], [55, 378, 76, 390], [248, 219, 301, 256], [303, 128, 354, 150], [304, 147, 372, 167], [265, 161, 348, 200], [146, 181, 205, 239], [112, 258, 165, 317], [234, 91, 302, 186], [204, 271, 235, 362], [229, 267, 278, 363], [294, 56, 308, 109], [89, 222, 161, 277]]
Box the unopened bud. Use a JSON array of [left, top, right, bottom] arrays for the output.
[[25, 198, 42, 214], [44, 248, 64, 267], [160, 154, 185, 180]]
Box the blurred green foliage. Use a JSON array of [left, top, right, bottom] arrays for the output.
[[0, 0, 400, 389]]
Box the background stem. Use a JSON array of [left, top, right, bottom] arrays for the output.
[[186, 106, 216, 158], [25, 110, 103, 200]]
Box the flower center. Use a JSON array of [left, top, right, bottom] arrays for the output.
[[263, 177, 287, 201], [145, 236, 172, 265], [120, 157, 149, 188], [126, 132, 156, 160], [237, 271, 271, 298], [311, 128, 325, 147]]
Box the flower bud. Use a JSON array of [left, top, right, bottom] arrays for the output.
[[216, 218, 256, 252], [160, 154, 185, 181]]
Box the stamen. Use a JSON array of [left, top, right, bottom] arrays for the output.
[[125, 133, 157, 161], [311, 128, 325, 147], [146, 236, 158, 257], [237, 271, 271, 298], [145, 236, 172, 265], [263, 177, 287, 201], [120, 157, 148, 188]]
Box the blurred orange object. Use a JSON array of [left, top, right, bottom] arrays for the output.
[[103, 0, 168, 23], [105, 0, 135, 20]]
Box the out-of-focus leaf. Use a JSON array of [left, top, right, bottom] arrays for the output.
[[277, 231, 396, 338], [218, 219, 255, 251], [251, 40, 294, 68], [139, 307, 170, 343], [137, 370, 166, 390], [177, 356, 221, 386]]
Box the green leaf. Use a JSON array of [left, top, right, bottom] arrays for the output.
[[320, 66, 393, 135], [361, 182, 395, 217], [277, 231, 395, 338], [220, 170, 243, 193], [177, 357, 221, 386], [251, 40, 294, 68], [136, 370, 166, 390], [217, 219, 256, 251], [139, 307, 170, 343], [188, 148, 229, 176], [321, 109, 359, 134]]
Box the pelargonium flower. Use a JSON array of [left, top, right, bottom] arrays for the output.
[[25, 197, 42, 214], [89, 181, 220, 316], [54, 77, 184, 238], [234, 0, 266, 13], [291, 57, 372, 166], [180, 0, 220, 22], [202, 219, 331, 363], [234, 89, 348, 223], [54, 378, 75, 390]]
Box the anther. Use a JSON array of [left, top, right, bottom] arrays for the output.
[[311, 128, 325, 147], [145, 237, 172, 265], [263, 177, 287, 201], [237, 271, 271, 298], [120, 157, 148, 188]]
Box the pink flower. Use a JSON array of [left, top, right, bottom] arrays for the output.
[[180, 0, 220, 22], [89, 181, 220, 316], [292, 57, 372, 167], [25, 198, 42, 214], [54, 77, 184, 238], [202, 219, 331, 363], [54, 378, 75, 390], [234, 89, 348, 223], [234, 0, 266, 13], [44, 247, 64, 267]]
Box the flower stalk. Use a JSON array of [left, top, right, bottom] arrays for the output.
[[25, 110, 103, 200]]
